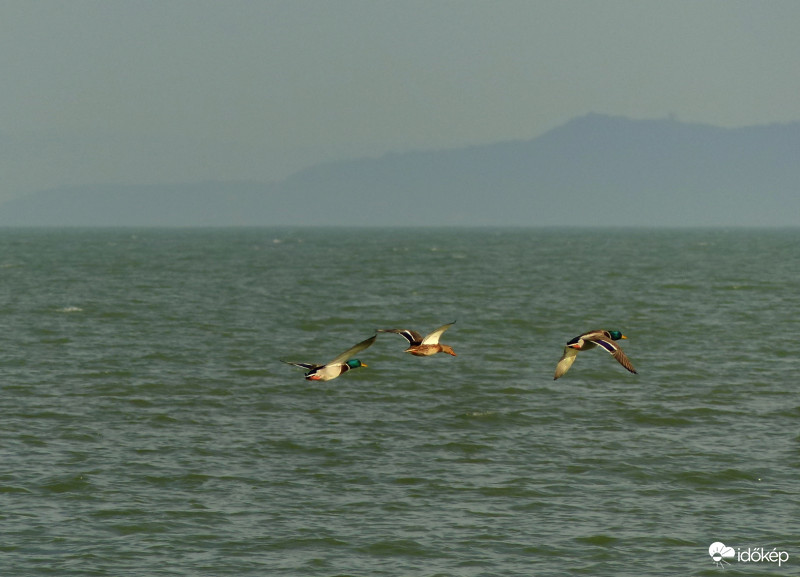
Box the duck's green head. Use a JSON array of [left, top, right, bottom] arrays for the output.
[[346, 359, 367, 369], [609, 330, 627, 341]]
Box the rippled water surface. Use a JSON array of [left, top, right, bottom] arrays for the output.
[[1, 227, 798, 576]]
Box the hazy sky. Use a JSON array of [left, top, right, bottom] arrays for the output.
[[2, 1, 799, 204]]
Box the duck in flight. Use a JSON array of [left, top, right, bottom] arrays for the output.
[[282, 334, 376, 381], [378, 321, 457, 357], [554, 329, 637, 380]]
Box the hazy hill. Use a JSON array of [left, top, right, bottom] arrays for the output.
[[1, 113, 798, 227]]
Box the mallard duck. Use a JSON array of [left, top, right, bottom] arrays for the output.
[[281, 334, 376, 381], [377, 321, 456, 356], [554, 329, 637, 380]]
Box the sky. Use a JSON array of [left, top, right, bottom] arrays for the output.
[[2, 0, 800, 205]]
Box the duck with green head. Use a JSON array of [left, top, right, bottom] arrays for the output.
[[282, 334, 376, 381], [554, 329, 637, 380]]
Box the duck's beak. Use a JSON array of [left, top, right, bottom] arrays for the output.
[[621, 335, 628, 339], [361, 362, 368, 367]]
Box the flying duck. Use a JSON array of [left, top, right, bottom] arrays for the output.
[[282, 334, 376, 381], [378, 321, 457, 357], [554, 329, 637, 380]]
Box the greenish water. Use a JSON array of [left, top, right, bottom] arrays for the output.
[[1, 227, 798, 576]]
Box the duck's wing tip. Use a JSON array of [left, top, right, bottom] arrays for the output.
[[377, 328, 424, 345], [421, 322, 456, 345], [595, 339, 637, 374], [281, 360, 317, 370], [554, 346, 578, 379], [329, 334, 377, 364], [614, 349, 638, 374]]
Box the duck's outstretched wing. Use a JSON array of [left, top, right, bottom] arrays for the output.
[[421, 321, 456, 345], [593, 338, 638, 374], [328, 334, 377, 365], [281, 360, 321, 371], [554, 346, 579, 380], [377, 328, 425, 346]]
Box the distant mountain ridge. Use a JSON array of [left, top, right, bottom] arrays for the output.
[[1, 113, 798, 227]]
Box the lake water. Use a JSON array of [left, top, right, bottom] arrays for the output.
[[1, 227, 798, 576]]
